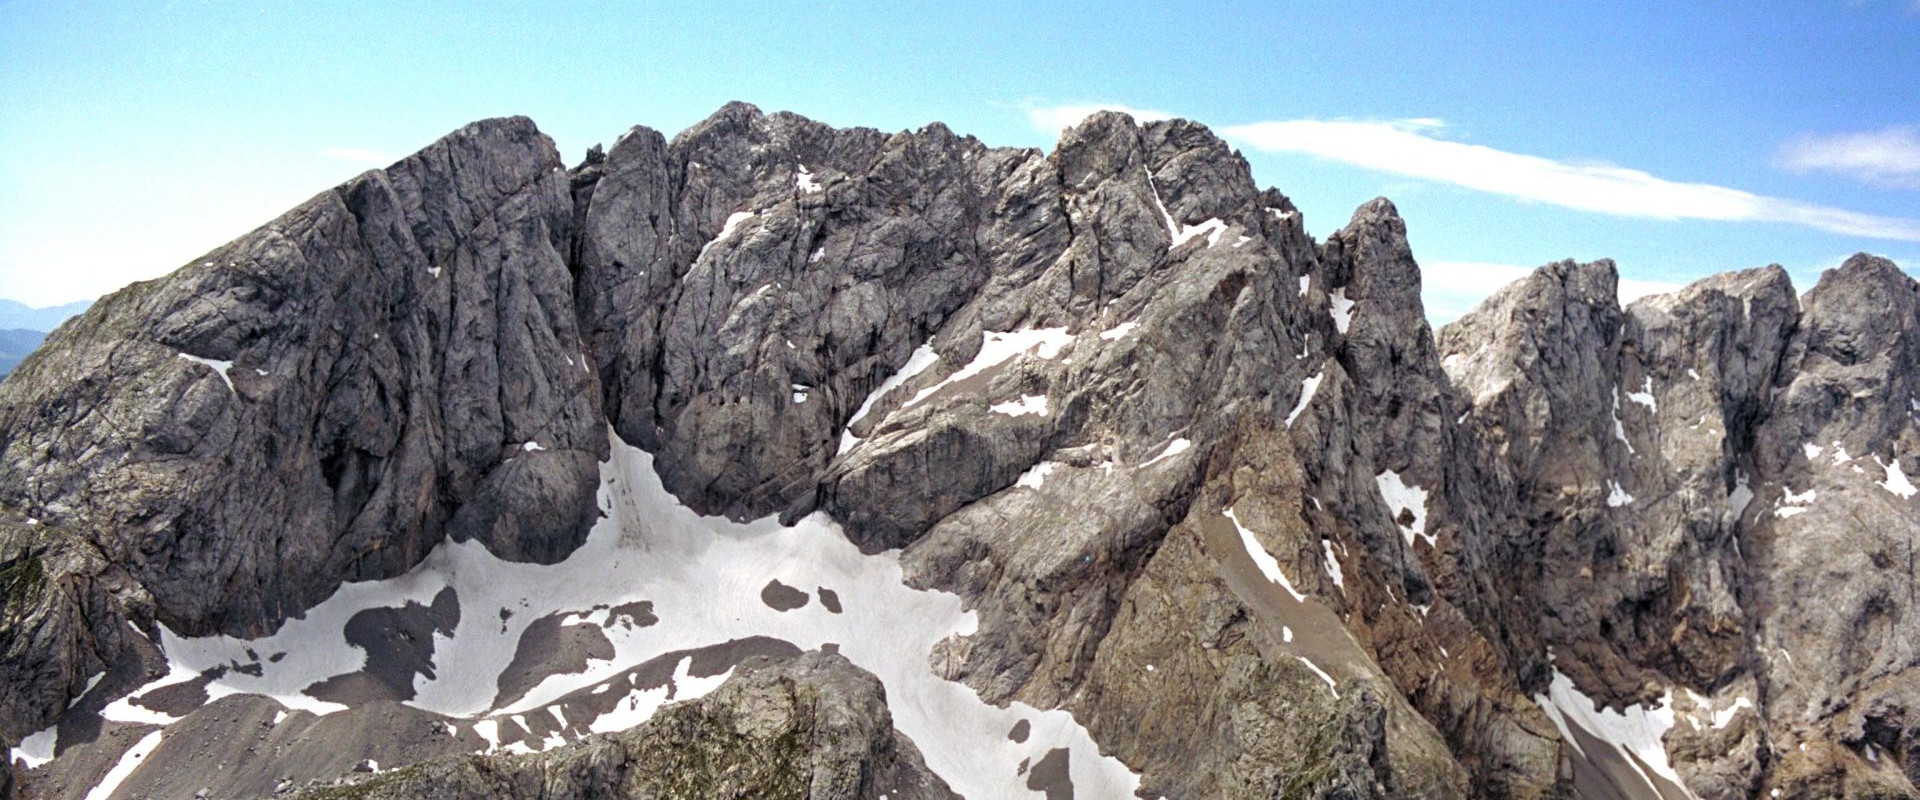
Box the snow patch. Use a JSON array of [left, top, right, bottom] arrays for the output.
[[1285, 369, 1325, 429], [989, 395, 1049, 417], [83, 730, 164, 800], [1296, 656, 1340, 698], [904, 328, 1072, 409], [795, 164, 821, 193], [1298, 274, 1310, 297], [1224, 508, 1308, 602], [698, 211, 756, 260], [1802, 442, 1824, 461], [1376, 470, 1433, 549], [1322, 540, 1345, 591], [1147, 176, 1229, 249], [1606, 480, 1635, 508], [177, 354, 235, 391], [521, 441, 546, 453], [839, 340, 940, 455], [1329, 289, 1355, 334], [107, 431, 1148, 800], [1777, 487, 1816, 518], [11, 724, 56, 769], [1626, 377, 1657, 411], [1098, 321, 1139, 341], [1533, 670, 1695, 800], [1611, 390, 1636, 455], [1139, 437, 1191, 469], [1015, 462, 1056, 491], [1876, 456, 1917, 499]]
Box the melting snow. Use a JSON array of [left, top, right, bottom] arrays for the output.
[[1296, 656, 1340, 698], [83, 730, 165, 800], [1298, 274, 1310, 297], [1322, 540, 1345, 591], [1626, 377, 1657, 411], [92, 431, 1147, 800], [1015, 462, 1056, 491], [11, 724, 56, 770], [1329, 289, 1355, 334], [1533, 670, 1695, 800], [839, 340, 940, 455], [795, 164, 822, 194], [1803, 443, 1824, 461], [521, 442, 546, 453], [1098, 321, 1139, 341], [988, 395, 1049, 417], [1876, 456, 1917, 499], [1172, 218, 1228, 249], [904, 328, 1072, 409], [1147, 176, 1229, 250], [1606, 480, 1635, 508], [1777, 487, 1816, 518], [1683, 691, 1754, 730], [1224, 508, 1308, 602], [1139, 437, 1191, 469], [1611, 390, 1637, 456], [1285, 369, 1325, 429], [697, 211, 756, 260], [791, 384, 809, 404], [1375, 471, 1434, 549], [177, 354, 236, 392]]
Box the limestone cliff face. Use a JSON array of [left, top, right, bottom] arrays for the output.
[[3, 105, 1916, 800]]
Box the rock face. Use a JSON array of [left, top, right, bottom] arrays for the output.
[[3, 105, 1918, 800], [0, 117, 605, 641], [283, 650, 954, 800]]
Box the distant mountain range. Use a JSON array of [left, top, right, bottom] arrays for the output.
[[0, 299, 90, 377], [0, 329, 48, 378], [0, 299, 91, 332]]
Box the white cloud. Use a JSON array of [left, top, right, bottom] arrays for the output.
[[1776, 125, 1920, 189], [1024, 102, 1174, 136], [318, 147, 396, 168], [1221, 118, 1920, 243], [1421, 260, 1683, 324]]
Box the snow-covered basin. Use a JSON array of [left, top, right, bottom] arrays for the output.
[[120, 429, 1144, 800]]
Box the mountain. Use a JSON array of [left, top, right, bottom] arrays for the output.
[[0, 330, 47, 379], [2, 104, 1915, 800], [0, 301, 90, 334]]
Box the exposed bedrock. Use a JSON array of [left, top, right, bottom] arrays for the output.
[[6, 103, 1920, 800]]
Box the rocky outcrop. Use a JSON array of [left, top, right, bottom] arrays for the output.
[[0, 117, 605, 642], [286, 651, 954, 800]]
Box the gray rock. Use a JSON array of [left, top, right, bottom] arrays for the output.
[[287, 650, 956, 800], [0, 116, 605, 645]]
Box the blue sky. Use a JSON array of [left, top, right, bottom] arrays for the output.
[[2, 1, 1916, 320]]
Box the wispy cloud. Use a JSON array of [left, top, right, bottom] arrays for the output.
[[1776, 125, 1920, 189], [1023, 102, 1174, 136], [1421, 259, 1682, 323], [318, 147, 396, 168], [1219, 118, 1920, 243]]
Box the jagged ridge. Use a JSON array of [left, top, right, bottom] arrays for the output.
[[1, 103, 1916, 800]]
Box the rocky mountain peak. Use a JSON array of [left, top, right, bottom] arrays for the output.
[[4, 108, 1917, 800]]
